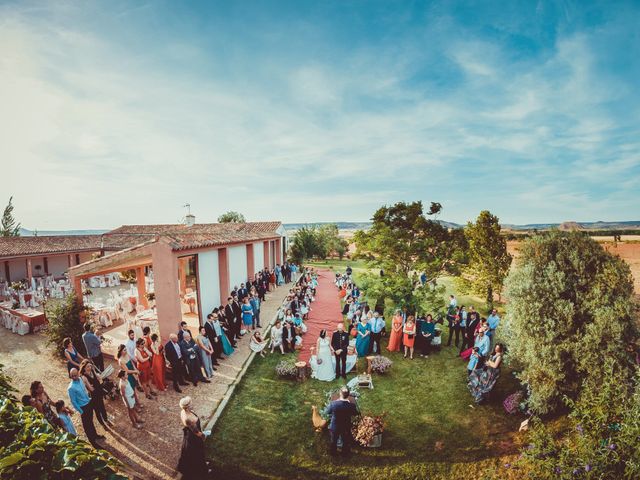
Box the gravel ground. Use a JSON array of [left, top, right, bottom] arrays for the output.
[[0, 284, 289, 479]]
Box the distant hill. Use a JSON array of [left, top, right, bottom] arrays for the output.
[[16, 220, 640, 237], [19, 228, 109, 236]]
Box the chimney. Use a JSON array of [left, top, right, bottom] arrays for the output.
[[185, 214, 195, 227]]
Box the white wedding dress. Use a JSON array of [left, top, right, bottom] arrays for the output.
[[310, 337, 336, 381]]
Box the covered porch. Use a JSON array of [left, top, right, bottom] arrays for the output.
[[68, 238, 200, 356]]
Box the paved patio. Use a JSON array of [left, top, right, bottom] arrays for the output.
[[0, 283, 290, 479]]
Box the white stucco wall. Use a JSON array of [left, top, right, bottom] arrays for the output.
[[48, 255, 69, 277], [253, 242, 264, 272], [8, 259, 27, 281], [198, 250, 220, 318], [228, 244, 247, 290]]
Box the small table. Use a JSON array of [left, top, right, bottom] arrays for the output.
[[0, 301, 47, 333], [295, 361, 308, 382]]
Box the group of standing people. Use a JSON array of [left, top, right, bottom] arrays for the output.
[[268, 268, 317, 354]]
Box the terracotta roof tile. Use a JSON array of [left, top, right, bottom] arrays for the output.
[[0, 222, 283, 259]]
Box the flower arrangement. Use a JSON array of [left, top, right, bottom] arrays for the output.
[[275, 359, 298, 378], [503, 392, 523, 414], [10, 281, 24, 292], [370, 355, 393, 374], [145, 292, 156, 301], [352, 413, 386, 447]]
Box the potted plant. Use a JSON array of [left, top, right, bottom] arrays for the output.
[[275, 359, 298, 379], [352, 413, 386, 448]]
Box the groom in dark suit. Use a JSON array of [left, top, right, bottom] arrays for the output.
[[331, 323, 350, 379], [326, 386, 358, 456]]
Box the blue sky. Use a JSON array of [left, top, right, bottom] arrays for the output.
[[1, 0, 639, 229]]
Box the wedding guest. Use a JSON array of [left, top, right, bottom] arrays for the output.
[[231, 295, 243, 338], [387, 310, 403, 352], [180, 332, 210, 386], [326, 386, 358, 456], [135, 338, 157, 399], [79, 360, 111, 429], [467, 347, 480, 376], [447, 306, 462, 347], [250, 292, 262, 328], [270, 320, 284, 354], [468, 344, 504, 404], [403, 316, 416, 359], [55, 400, 77, 435], [355, 317, 371, 357], [283, 319, 296, 353], [460, 309, 479, 353], [368, 312, 385, 354], [213, 312, 234, 356], [117, 370, 143, 429], [177, 396, 210, 479], [196, 326, 215, 378], [241, 297, 254, 333], [237, 282, 249, 301], [165, 334, 189, 393], [331, 323, 350, 379], [30, 381, 62, 428], [150, 334, 167, 391], [63, 338, 85, 375], [125, 329, 137, 361], [178, 321, 193, 343], [117, 344, 141, 406], [487, 309, 500, 344], [204, 313, 223, 362], [418, 314, 435, 358], [67, 368, 103, 447], [82, 323, 104, 371], [249, 330, 268, 357]]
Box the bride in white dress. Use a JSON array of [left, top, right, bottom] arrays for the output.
[[310, 330, 336, 381]]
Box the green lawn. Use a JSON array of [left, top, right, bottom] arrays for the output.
[[206, 262, 522, 479]]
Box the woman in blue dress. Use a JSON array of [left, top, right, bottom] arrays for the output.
[[213, 315, 234, 356], [241, 298, 254, 332], [355, 318, 371, 357], [275, 265, 284, 285]]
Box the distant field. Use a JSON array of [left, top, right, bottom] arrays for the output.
[[508, 238, 640, 294]]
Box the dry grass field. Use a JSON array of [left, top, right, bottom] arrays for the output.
[[507, 237, 640, 294]]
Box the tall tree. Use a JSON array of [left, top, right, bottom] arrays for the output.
[[1, 196, 21, 237], [217, 211, 246, 223], [462, 210, 512, 310], [354, 201, 463, 315], [504, 231, 638, 414]]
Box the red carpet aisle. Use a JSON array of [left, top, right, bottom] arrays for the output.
[[298, 268, 343, 364]]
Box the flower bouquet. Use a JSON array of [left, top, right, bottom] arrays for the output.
[[352, 414, 386, 447], [370, 356, 393, 374]]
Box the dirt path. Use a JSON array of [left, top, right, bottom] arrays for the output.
[[0, 283, 289, 480]]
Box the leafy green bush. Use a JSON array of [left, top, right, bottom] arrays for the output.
[[504, 231, 638, 413], [0, 365, 125, 479], [45, 294, 89, 357], [517, 360, 640, 479]]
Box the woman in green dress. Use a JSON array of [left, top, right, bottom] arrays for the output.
[[355, 318, 371, 357]]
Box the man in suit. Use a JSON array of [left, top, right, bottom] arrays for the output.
[[282, 320, 296, 352], [177, 321, 192, 343], [237, 283, 249, 301], [164, 333, 189, 392], [326, 386, 358, 456], [223, 297, 237, 340], [461, 309, 480, 352], [331, 323, 350, 379], [179, 332, 210, 386], [204, 313, 222, 363], [231, 294, 243, 337]]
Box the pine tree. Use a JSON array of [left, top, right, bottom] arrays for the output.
[[1, 196, 21, 237]]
